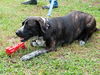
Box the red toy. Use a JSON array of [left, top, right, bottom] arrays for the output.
[[6, 42, 26, 55]]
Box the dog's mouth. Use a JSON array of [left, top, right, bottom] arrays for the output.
[[20, 37, 29, 42], [20, 38, 25, 42]]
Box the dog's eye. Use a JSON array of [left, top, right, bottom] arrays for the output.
[[22, 20, 28, 26], [22, 22, 24, 26]]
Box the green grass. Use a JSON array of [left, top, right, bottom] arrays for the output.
[[0, 0, 100, 75]]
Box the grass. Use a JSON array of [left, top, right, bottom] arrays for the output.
[[0, 0, 100, 75]]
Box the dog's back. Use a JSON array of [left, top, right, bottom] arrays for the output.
[[44, 11, 96, 45]]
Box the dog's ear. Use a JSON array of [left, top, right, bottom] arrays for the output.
[[36, 17, 49, 33]]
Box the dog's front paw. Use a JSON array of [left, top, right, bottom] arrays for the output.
[[31, 40, 45, 47], [31, 41, 38, 47]]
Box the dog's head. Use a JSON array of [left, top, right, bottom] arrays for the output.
[[16, 16, 49, 42]]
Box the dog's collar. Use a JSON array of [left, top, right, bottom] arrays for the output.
[[40, 17, 50, 30], [45, 18, 50, 30]]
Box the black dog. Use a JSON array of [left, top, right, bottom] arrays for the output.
[[16, 11, 98, 60]]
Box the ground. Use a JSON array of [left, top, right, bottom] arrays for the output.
[[0, 0, 100, 75]]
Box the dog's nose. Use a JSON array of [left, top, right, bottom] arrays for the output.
[[16, 30, 24, 37], [16, 31, 20, 36], [16, 31, 18, 35]]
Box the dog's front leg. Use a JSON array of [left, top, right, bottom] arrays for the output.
[[45, 40, 57, 52]]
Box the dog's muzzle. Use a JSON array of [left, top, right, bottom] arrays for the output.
[[16, 30, 22, 37]]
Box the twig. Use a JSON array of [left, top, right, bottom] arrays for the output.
[[20, 49, 48, 61]]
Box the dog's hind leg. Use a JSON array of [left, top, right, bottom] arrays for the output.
[[78, 27, 96, 46], [20, 49, 48, 61], [79, 40, 86, 46]]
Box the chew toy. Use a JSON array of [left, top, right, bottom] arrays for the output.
[[6, 42, 26, 55]]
